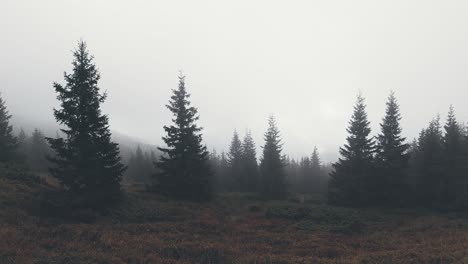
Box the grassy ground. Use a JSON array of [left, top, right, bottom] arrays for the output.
[[1, 171, 468, 263]]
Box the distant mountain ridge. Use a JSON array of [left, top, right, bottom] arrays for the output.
[[10, 114, 159, 161]]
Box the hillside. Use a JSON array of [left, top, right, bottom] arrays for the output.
[[11, 116, 159, 161]]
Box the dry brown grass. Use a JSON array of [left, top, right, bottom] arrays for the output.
[[1, 177, 468, 264]]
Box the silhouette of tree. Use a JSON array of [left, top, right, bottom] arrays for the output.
[[260, 116, 286, 199], [155, 73, 212, 201], [329, 94, 375, 206], [46, 41, 126, 208], [375, 92, 410, 206], [0, 93, 17, 163]]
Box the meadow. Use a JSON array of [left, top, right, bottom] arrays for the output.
[[1, 167, 468, 264]]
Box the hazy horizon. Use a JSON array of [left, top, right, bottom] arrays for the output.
[[3, 0, 468, 162]]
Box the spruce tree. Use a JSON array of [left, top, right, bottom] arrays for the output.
[[310, 146, 324, 194], [127, 145, 153, 184], [329, 94, 375, 206], [299, 156, 311, 193], [150, 150, 158, 164], [311, 147, 321, 170], [30, 129, 50, 172], [208, 149, 222, 190], [219, 151, 230, 191], [0, 93, 17, 163], [46, 41, 126, 208], [227, 130, 243, 191], [285, 156, 300, 192], [375, 92, 409, 206], [156, 74, 212, 201], [17, 128, 28, 161], [415, 117, 444, 206], [260, 116, 286, 199], [241, 130, 259, 192], [442, 106, 466, 205]]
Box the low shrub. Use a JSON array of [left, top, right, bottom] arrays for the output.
[[248, 204, 262, 212], [265, 206, 312, 221]]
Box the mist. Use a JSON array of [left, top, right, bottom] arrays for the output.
[[3, 0, 468, 162]]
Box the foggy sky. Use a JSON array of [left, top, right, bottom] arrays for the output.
[[2, 0, 468, 162]]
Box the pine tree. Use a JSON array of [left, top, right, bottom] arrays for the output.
[[310, 146, 324, 194], [208, 149, 221, 190], [127, 145, 153, 184], [29, 128, 50, 172], [442, 106, 466, 205], [375, 92, 409, 206], [285, 156, 300, 192], [414, 117, 444, 206], [156, 74, 212, 201], [219, 151, 230, 191], [17, 128, 28, 161], [329, 94, 375, 206], [299, 156, 311, 193], [150, 150, 158, 164], [227, 130, 243, 191], [260, 116, 286, 199], [311, 147, 321, 170], [46, 41, 126, 208], [241, 130, 259, 192], [0, 93, 17, 163], [406, 138, 420, 204]]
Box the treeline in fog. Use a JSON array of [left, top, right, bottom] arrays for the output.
[[1, 41, 468, 212]]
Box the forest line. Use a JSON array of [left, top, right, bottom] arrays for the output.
[[1, 41, 467, 212]]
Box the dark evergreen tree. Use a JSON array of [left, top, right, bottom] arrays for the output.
[[208, 149, 222, 190], [17, 128, 28, 161], [311, 147, 321, 170], [298, 156, 311, 193], [241, 130, 259, 192], [155, 74, 212, 201], [126, 145, 154, 184], [150, 150, 158, 164], [285, 156, 300, 192], [414, 117, 444, 206], [0, 93, 17, 163], [227, 130, 243, 191], [310, 146, 325, 194], [29, 128, 51, 172], [406, 138, 421, 204], [375, 92, 410, 206], [328, 94, 375, 206], [133, 146, 146, 182], [442, 106, 467, 206], [218, 151, 230, 191], [260, 116, 286, 199], [46, 41, 126, 208]]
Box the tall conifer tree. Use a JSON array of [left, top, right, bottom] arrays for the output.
[[442, 106, 466, 205], [219, 151, 230, 191], [260, 116, 286, 199], [241, 130, 259, 192], [0, 93, 17, 163], [156, 74, 212, 201], [329, 94, 375, 206], [309, 146, 324, 194], [127, 145, 153, 184], [227, 130, 243, 191], [311, 147, 321, 170], [30, 129, 50, 172], [17, 128, 28, 161], [415, 117, 444, 206], [47, 41, 126, 208], [375, 92, 409, 205]]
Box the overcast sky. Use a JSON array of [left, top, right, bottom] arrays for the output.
[[2, 0, 468, 162]]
